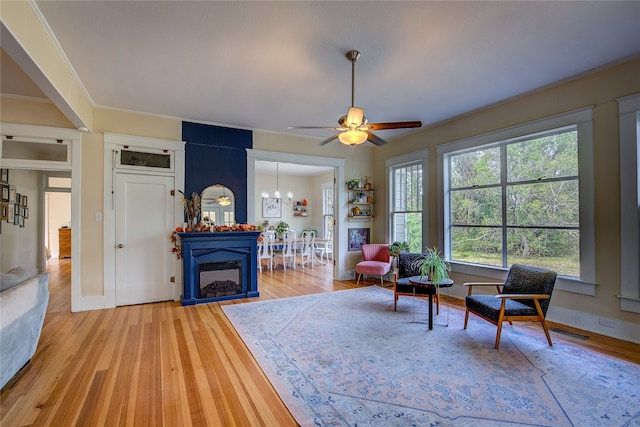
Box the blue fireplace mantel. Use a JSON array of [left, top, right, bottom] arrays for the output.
[[180, 231, 260, 305]]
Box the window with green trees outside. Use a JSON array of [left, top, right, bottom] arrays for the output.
[[447, 126, 580, 277], [391, 161, 423, 253]]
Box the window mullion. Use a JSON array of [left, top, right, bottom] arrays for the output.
[[501, 144, 508, 268]]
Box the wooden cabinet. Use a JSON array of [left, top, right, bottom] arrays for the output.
[[59, 228, 71, 259]]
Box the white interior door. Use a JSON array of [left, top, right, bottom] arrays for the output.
[[115, 173, 175, 306]]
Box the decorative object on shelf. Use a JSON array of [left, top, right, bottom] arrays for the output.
[[346, 179, 360, 189], [364, 176, 372, 189], [179, 190, 200, 229], [353, 191, 367, 202], [411, 247, 451, 286], [294, 201, 309, 217], [262, 197, 282, 218], [348, 227, 370, 251]]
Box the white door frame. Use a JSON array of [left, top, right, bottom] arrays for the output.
[[0, 123, 82, 310], [246, 149, 347, 280], [103, 133, 185, 309]]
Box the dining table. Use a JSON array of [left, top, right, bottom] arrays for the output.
[[267, 238, 329, 265]]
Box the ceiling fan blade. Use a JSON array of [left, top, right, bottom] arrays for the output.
[[366, 131, 388, 146], [317, 133, 342, 146], [288, 126, 343, 130], [367, 121, 422, 131]]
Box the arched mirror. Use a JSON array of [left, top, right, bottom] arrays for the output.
[[201, 184, 235, 226]]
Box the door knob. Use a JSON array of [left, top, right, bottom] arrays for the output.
[[117, 244, 124, 248]]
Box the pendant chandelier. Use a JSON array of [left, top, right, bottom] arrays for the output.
[[262, 162, 292, 204]]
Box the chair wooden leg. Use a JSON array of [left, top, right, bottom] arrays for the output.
[[380, 276, 384, 286], [394, 292, 398, 311], [495, 301, 506, 349], [356, 273, 361, 285], [534, 299, 553, 346], [464, 308, 470, 329]]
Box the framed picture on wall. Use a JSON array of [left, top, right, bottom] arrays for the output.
[[348, 228, 370, 251], [22, 195, 27, 207], [262, 197, 282, 218], [9, 185, 16, 203], [1, 202, 7, 220], [1, 185, 8, 202], [0, 168, 7, 184]]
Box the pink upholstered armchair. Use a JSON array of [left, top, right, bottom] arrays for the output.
[[356, 244, 391, 286]]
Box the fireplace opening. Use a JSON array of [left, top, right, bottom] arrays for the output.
[[199, 260, 242, 299]]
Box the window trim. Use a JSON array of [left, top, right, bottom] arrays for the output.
[[438, 107, 595, 295], [386, 149, 428, 250], [618, 93, 640, 313]]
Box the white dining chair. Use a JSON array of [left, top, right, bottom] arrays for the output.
[[315, 232, 333, 263], [299, 230, 315, 268], [275, 230, 297, 270], [257, 232, 274, 272]]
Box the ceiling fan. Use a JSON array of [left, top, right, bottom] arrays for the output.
[[288, 50, 422, 147]]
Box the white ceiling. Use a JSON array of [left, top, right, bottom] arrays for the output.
[[2, 1, 640, 149]]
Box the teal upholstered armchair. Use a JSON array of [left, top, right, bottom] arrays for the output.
[[463, 264, 557, 349]]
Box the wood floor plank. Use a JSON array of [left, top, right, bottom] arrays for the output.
[[1, 258, 639, 427]]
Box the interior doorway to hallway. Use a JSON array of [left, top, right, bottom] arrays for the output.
[[44, 174, 72, 261]]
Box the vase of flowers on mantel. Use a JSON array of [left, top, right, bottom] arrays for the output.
[[179, 191, 200, 230]]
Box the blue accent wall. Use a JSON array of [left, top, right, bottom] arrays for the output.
[[182, 122, 252, 224]]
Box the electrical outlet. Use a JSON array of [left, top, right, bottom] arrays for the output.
[[599, 317, 615, 328]]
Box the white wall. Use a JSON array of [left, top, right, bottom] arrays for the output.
[[254, 172, 320, 233], [1, 169, 40, 272]]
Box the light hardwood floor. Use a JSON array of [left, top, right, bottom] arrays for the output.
[[1, 259, 638, 426]]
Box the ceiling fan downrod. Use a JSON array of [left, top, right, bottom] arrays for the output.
[[345, 50, 360, 108]]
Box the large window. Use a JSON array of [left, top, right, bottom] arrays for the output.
[[439, 108, 595, 295], [448, 127, 579, 276], [389, 155, 426, 253]]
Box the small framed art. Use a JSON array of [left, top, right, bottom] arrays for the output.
[[0, 168, 7, 184], [262, 197, 282, 218], [348, 228, 370, 251]]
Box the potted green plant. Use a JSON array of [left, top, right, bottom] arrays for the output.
[[275, 221, 289, 238], [346, 179, 360, 189], [389, 241, 410, 268], [411, 247, 451, 286], [389, 241, 410, 259]]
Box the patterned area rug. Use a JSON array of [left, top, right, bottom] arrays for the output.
[[222, 286, 640, 426]]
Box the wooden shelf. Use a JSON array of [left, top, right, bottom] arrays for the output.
[[347, 180, 374, 222]]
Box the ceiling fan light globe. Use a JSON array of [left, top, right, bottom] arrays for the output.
[[338, 130, 368, 146]]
